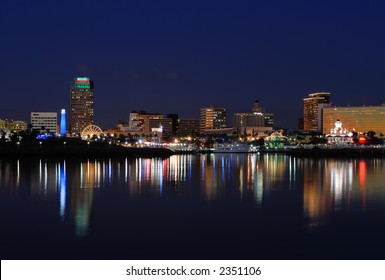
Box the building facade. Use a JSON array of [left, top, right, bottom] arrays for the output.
[[129, 111, 163, 135], [0, 119, 5, 130], [15, 121, 28, 132], [149, 118, 173, 137], [31, 112, 58, 133], [233, 112, 265, 127], [264, 113, 274, 127], [178, 119, 200, 135], [70, 77, 94, 134], [200, 106, 227, 131], [323, 105, 385, 135], [303, 92, 331, 131], [2, 120, 28, 132], [233, 99, 274, 131]]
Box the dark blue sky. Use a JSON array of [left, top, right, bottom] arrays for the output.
[[1, 0, 385, 128]]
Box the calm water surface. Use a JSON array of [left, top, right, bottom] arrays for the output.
[[1, 154, 385, 259]]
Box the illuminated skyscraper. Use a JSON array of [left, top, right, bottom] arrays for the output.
[[70, 77, 94, 134], [200, 106, 227, 131], [303, 92, 331, 131]]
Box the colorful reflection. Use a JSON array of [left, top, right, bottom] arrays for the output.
[[197, 153, 291, 204], [1, 155, 385, 236], [301, 158, 380, 229]]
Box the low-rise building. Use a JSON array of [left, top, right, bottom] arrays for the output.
[[323, 105, 385, 135], [129, 111, 163, 135], [31, 112, 58, 133]]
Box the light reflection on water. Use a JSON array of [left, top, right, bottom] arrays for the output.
[[1, 155, 385, 237], [301, 158, 385, 229]]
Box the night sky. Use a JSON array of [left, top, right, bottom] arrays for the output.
[[1, 0, 385, 129]]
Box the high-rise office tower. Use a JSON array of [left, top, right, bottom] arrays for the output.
[[303, 92, 331, 131], [70, 77, 94, 134], [200, 106, 227, 131]]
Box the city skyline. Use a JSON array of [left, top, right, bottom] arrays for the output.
[[3, 81, 385, 133], [3, 1, 385, 272], [1, 1, 385, 129]]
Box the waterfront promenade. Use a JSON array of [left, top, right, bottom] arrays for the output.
[[0, 139, 174, 157]]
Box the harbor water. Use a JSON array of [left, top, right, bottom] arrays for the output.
[[1, 154, 385, 259]]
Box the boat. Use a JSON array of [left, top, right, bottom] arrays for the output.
[[213, 142, 258, 153]]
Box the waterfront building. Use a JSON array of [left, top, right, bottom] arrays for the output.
[[5, 120, 28, 132], [0, 119, 5, 130], [303, 92, 331, 131], [323, 105, 385, 135], [115, 122, 130, 133], [233, 99, 274, 134], [178, 119, 200, 135], [325, 119, 353, 144], [31, 112, 58, 133], [149, 118, 173, 137], [128, 112, 142, 132], [129, 111, 163, 135], [234, 112, 265, 127], [70, 77, 94, 134], [263, 113, 274, 127], [237, 127, 273, 137], [200, 106, 227, 132], [0, 119, 10, 139], [264, 131, 288, 149]]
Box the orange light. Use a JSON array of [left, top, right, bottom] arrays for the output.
[[358, 136, 366, 144]]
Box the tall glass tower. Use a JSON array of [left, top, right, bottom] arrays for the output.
[[70, 77, 94, 134], [303, 92, 331, 131]]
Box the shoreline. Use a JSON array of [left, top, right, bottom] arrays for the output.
[[0, 141, 175, 158], [2, 140, 385, 158]]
